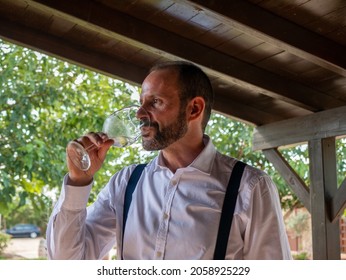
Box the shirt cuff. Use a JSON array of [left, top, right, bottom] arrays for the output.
[[60, 174, 93, 210]]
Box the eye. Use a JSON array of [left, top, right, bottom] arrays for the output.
[[152, 98, 160, 106]]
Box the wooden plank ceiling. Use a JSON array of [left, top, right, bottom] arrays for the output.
[[0, 0, 346, 126]]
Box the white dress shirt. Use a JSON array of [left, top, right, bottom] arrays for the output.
[[46, 135, 292, 260]]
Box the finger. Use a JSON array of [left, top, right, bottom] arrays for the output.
[[84, 132, 104, 145], [99, 132, 108, 140], [77, 132, 105, 148]]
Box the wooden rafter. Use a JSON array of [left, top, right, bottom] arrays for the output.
[[0, 18, 147, 85], [253, 106, 346, 151], [262, 148, 310, 211], [27, 0, 344, 113], [213, 92, 283, 125], [185, 0, 346, 77]]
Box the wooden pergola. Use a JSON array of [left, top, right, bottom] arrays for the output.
[[1, 0, 345, 259]]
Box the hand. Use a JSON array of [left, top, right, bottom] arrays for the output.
[[66, 132, 114, 186]]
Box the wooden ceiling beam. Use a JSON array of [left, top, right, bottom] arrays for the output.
[[213, 93, 283, 126], [25, 0, 343, 112], [0, 15, 283, 126], [0, 17, 147, 85], [253, 106, 346, 150], [185, 0, 346, 77]]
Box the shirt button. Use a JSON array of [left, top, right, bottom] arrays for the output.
[[156, 252, 162, 258], [171, 179, 177, 185], [163, 213, 169, 219]]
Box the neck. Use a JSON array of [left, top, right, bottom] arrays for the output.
[[161, 133, 205, 173]]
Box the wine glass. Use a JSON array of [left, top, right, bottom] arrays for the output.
[[67, 105, 150, 171]]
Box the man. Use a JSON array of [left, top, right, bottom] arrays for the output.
[[46, 61, 292, 260]]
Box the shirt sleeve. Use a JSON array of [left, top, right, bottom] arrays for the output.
[[46, 174, 117, 259], [238, 173, 292, 260]]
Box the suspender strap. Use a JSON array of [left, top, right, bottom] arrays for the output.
[[122, 163, 147, 236], [121, 163, 147, 259], [121, 161, 245, 260], [213, 161, 247, 260]]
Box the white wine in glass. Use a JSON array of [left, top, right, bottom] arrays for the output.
[[67, 105, 150, 171]]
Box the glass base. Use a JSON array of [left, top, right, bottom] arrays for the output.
[[67, 141, 91, 171]]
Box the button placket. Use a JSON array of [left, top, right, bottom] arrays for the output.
[[153, 174, 180, 259]]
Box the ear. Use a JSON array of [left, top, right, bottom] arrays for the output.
[[188, 97, 205, 121]]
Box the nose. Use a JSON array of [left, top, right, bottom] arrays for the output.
[[136, 106, 146, 119], [136, 105, 151, 125]]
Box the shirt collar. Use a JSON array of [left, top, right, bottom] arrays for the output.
[[154, 135, 217, 175], [189, 135, 216, 175]]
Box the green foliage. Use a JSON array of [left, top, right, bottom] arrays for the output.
[[292, 251, 309, 260], [0, 39, 154, 221], [0, 232, 11, 254], [336, 138, 346, 187]]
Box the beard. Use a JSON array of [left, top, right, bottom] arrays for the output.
[[142, 106, 188, 151]]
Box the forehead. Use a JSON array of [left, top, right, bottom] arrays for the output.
[[141, 68, 180, 97]]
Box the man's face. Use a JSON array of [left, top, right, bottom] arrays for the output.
[[139, 68, 188, 151]]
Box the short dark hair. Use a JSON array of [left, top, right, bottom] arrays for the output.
[[150, 61, 214, 131]]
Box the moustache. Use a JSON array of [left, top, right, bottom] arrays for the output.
[[140, 118, 152, 128]]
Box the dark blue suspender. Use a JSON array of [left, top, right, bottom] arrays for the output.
[[122, 163, 147, 237], [213, 161, 246, 259], [121, 163, 147, 260], [122, 161, 246, 260]]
